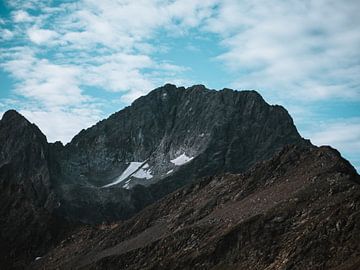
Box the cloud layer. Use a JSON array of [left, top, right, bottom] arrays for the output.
[[207, 0, 360, 101]]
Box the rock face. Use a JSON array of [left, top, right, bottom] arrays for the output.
[[53, 84, 309, 223], [0, 84, 311, 268], [31, 145, 360, 270], [61, 84, 307, 189]]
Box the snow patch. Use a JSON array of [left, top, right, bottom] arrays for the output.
[[142, 163, 149, 169], [166, 169, 174, 174], [132, 163, 152, 179], [102, 161, 152, 188], [35, 257, 42, 261], [170, 153, 194, 166]]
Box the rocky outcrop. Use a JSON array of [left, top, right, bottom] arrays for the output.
[[32, 145, 360, 270]]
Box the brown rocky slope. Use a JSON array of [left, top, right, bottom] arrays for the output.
[[33, 145, 360, 270]]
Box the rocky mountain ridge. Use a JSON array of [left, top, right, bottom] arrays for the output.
[[59, 84, 308, 188], [23, 84, 311, 225], [1, 84, 316, 269]]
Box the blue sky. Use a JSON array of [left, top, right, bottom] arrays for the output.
[[0, 0, 359, 171]]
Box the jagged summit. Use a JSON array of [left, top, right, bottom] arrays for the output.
[[61, 84, 308, 191]]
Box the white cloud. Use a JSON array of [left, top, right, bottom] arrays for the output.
[[1, 48, 87, 108], [308, 118, 360, 154], [1, 29, 14, 40], [12, 10, 33, 23], [53, 0, 217, 51], [2, 0, 214, 113], [27, 27, 59, 44], [6, 1, 360, 105], [303, 117, 360, 172], [86, 62, 155, 95], [206, 0, 360, 101], [20, 108, 102, 143]]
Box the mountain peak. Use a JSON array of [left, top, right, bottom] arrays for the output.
[[0, 109, 47, 146], [1, 109, 28, 124], [65, 84, 309, 193]]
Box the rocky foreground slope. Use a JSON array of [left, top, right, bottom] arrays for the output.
[[32, 145, 360, 270]]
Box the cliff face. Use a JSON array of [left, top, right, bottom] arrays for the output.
[[0, 84, 311, 268], [32, 145, 360, 270]]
